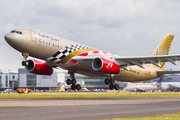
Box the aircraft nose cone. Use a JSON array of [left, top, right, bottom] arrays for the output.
[[4, 33, 13, 43], [4, 33, 18, 49]]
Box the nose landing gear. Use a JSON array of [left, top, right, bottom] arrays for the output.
[[22, 52, 29, 59], [66, 71, 81, 91], [21, 52, 29, 66], [104, 77, 119, 90]]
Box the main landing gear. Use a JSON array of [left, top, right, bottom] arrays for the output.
[[104, 78, 119, 90], [66, 71, 81, 91]]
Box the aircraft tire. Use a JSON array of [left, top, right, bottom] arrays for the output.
[[110, 78, 115, 85], [22, 61, 26, 66], [114, 84, 119, 90], [76, 84, 81, 91], [66, 79, 72, 85], [104, 78, 110, 85], [72, 79, 76, 85], [71, 84, 76, 90], [109, 84, 114, 90]]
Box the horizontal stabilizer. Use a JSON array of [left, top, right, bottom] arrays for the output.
[[157, 71, 180, 76]]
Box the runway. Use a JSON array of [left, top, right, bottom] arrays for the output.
[[0, 97, 180, 120]]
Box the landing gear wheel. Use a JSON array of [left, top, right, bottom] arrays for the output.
[[109, 84, 114, 90], [114, 84, 119, 90], [22, 61, 29, 66], [76, 84, 81, 91], [71, 84, 76, 90], [104, 78, 110, 85], [72, 79, 76, 85], [110, 78, 115, 85], [22, 61, 26, 66], [66, 79, 72, 85]]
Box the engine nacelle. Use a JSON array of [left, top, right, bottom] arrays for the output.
[[92, 57, 120, 74], [23, 59, 53, 75]]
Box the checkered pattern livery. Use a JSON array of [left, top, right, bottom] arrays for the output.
[[46, 45, 91, 62]]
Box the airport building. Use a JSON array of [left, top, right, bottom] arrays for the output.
[[0, 68, 125, 91], [0, 73, 18, 91], [1, 68, 180, 91], [18, 68, 65, 90], [65, 73, 125, 89], [1, 68, 180, 92]]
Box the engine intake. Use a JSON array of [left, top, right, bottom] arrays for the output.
[[23, 59, 53, 75], [92, 57, 120, 74]]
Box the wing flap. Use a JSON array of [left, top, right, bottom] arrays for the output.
[[136, 88, 145, 91]]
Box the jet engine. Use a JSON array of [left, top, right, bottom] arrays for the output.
[[22, 59, 53, 75], [92, 57, 120, 74]]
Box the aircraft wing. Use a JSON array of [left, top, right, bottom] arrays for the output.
[[135, 88, 145, 92], [114, 54, 180, 67], [74, 54, 180, 68], [169, 84, 180, 89]]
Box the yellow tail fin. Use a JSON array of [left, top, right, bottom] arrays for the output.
[[151, 34, 174, 70]]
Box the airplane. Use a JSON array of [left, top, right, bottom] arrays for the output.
[[4, 29, 180, 91], [124, 77, 162, 92], [161, 82, 180, 91]]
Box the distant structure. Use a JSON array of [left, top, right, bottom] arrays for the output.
[[0, 68, 125, 91], [18, 68, 65, 91], [1, 68, 180, 91], [0, 72, 18, 91]]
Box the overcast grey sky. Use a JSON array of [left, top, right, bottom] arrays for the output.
[[1, 0, 180, 73]]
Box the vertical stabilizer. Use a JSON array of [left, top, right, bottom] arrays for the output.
[[153, 77, 162, 86], [151, 34, 174, 70]]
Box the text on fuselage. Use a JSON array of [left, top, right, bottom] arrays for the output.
[[38, 33, 63, 48]]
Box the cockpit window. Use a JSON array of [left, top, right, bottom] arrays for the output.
[[10, 30, 22, 34], [19, 31, 22, 34], [10, 31, 16, 33]]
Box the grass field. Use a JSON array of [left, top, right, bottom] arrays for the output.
[[0, 92, 180, 99], [111, 112, 180, 120], [0, 106, 26, 108]]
